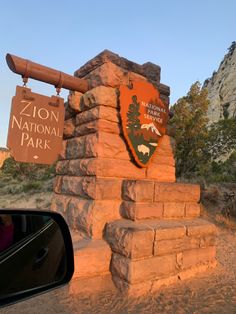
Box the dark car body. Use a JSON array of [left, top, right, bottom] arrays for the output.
[[0, 210, 74, 307]]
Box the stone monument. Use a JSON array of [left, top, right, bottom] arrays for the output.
[[52, 50, 217, 294]]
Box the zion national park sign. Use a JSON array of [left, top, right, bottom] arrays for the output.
[[119, 81, 169, 167], [7, 86, 65, 165]]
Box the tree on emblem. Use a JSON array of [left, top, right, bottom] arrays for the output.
[[126, 95, 141, 134]]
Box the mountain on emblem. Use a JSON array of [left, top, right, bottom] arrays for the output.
[[141, 122, 162, 136], [119, 81, 169, 167]]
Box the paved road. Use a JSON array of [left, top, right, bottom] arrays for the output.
[[2, 227, 236, 314]]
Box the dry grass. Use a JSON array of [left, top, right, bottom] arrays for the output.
[[201, 183, 236, 230], [0, 191, 52, 210]]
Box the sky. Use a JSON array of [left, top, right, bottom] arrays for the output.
[[0, 0, 235, 147]]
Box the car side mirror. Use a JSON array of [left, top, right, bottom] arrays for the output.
[[0, 209, 74, 308]]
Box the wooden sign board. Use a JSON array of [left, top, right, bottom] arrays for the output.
[[119, 81, 169, 167], [7, 86, 65, 164]]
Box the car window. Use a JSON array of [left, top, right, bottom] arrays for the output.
[[0, 214, 52, 257]]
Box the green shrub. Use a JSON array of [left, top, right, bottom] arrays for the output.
[[5, 184, 23, 194], [170, 82, 210, 178], [0, 157, 55, 195], [1, 158, 55, 181], [22, 181, 43, 193]]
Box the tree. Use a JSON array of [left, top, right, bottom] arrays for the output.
[[170, 81, 210, 178], [126, 95, 141, 134]]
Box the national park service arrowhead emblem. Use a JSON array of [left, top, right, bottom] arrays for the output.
[[119, 81, 169, 167]]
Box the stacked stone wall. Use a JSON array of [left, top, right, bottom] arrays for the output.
[[51, 50, 217, 288], [52, 51, 174, 240]]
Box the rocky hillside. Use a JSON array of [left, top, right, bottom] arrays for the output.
[[204, 42, 236, 123], [0, 148, 10, 168]]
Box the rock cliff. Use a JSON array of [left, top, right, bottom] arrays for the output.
[[0, 148, 10, 168], [204, 42, 236, 123]]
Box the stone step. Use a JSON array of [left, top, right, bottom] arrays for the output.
[[72, 238, 111, 279], [69, 274, 115, 295], [111, 247, 216, 285], [112, 260, 217, 296], [122, 181, 200, 203], [105, 218, 217, 293], [105, 218, 217, 259], [121, 201, 201, 220]]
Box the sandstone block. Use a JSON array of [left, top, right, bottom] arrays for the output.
[[122, 180, 154, 202], [154, 183, 200, 202], [95, 177, 122, 200], [111, 275, 152, 296], [56, 160, 69, 175], [111, 259, 217, 294], [68, 198, 121, 239], [66, 132, 131, 160], [157, 83, 170, 97], [144, 220, 186, 241], [91, 200, 121, 239], [76, 107, 99, 125], [95, 158, 146, 179], [70, 274, 115, 295], [67, 197, 92, 232], [53, 176, 63, 194], [75, 120, 98, 137], [160, 94, 170, 107], [73, 239, 111, 279], [121, 201, 163, 220], [146, 164, 176, 182], [84, 133, 98, 158], [75, 119, 120, 137], [182, 247, 216, 269], [185, 219, 217, 237], [63, 118, 75, 139], [67, 157, 145, 179], [177, 260, 217, 281], [61, 176, 122, 200], [61, 176, 96, 199], [76, 106, 119, 126], [151, 154, 175, 166], [66, 136, 86, 159], [81, 86, 117, 109], [142, 61, 161, 84], [76, 61, 147, 90], [105, 219, 154, 259], [199, 236, 216, 248], [185, 203, 201, 218], [111, 253, 177, 284], [154, 237, 200, 256], [155, 135, 175, 157], [64, 102, 75, 120], [152, 261, 217, 291], [163, 202, 185, 218], [68, 159, 96, 176], [51, 194, 71, 216], [68, 91, 83, 113], [97, 132, 130, 160], [58, 140, 67, 160]]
